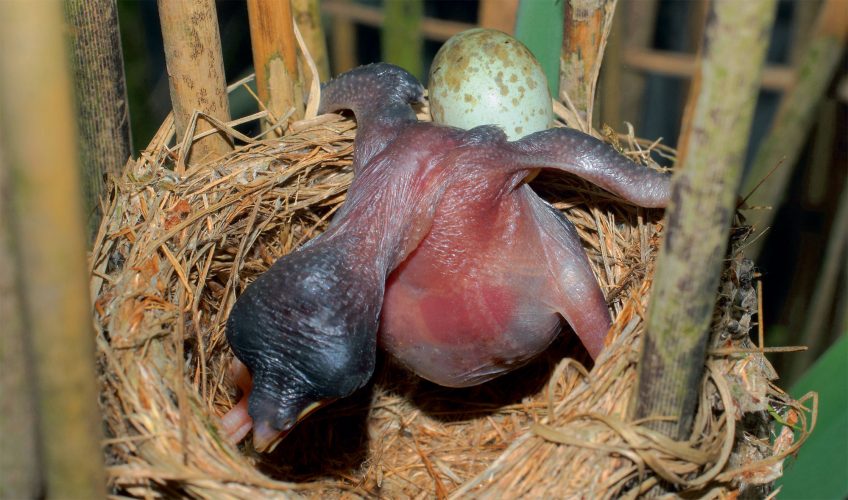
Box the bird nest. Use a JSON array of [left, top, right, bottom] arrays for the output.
[[90, 93, 814, 498]]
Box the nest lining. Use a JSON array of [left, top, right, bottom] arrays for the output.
[[90, 101, 812, 499]]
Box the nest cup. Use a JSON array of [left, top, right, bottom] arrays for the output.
[[91, 82, 812, 497]]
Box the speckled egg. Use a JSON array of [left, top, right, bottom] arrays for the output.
[[428, 28, 553, 140]]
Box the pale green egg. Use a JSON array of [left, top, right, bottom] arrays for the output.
[[428, 28, 553, 140]]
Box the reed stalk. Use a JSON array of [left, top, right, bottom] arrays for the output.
[[382, 0, 423, 81], [558, 0, 618, 130], [158, 0, 232, 166], [247, 0, 305, 130], [0, 1, 106, 496], [741, 0, 846, 258], [293, 0, 330, 81], [65, 0, 132, 238], [632, 0, 778, 440]]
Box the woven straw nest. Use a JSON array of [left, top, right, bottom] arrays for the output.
[[90, 79, 814, 498]]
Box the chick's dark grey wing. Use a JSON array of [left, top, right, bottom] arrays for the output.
[[319, 63, 425, 168], [509, 128, 672, 208], [226, 239, 383, 447]]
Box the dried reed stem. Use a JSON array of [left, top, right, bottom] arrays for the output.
[[65, 0, 132, 238], [293, 0, 330, 81], [558, 0, 618, 131], [248, 0, 305, 130], [0, 2, 105, 496], [0, 123, 40, 500], [633, 0, 777, 440], [741, 0, 847, 258], [158, 0, 232, 166]]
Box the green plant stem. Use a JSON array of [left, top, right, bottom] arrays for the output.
[[631, 0, 778, 440], [741, 0, 846, 259], [382, 0, 423, 81], [514, 0, 563, 97]]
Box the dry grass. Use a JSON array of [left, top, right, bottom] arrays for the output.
[[90, 88, 813, 498]]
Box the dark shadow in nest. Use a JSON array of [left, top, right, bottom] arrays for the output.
[[253, 382, 375, 482], [248, 329, 591, 482]]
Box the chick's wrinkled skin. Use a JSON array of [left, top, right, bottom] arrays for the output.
[[223, 63, 671, 451]]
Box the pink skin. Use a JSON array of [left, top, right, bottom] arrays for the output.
[[220, 64, 670, 448], [221, 359, 253, 445], [223, 359, 314, 451], [381, 183, 608, 387]]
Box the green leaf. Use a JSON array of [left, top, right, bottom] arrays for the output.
[[777, 334, 848, 499], [514, 0, 563, 96]]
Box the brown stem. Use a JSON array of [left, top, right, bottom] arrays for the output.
[[158, 0, 232, 167], [247, 0, 304, 131], [0, 2, 106, 496], [559, 0, 618, 130]]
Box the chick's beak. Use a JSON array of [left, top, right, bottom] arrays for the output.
[[252, 418, 288, 453], [251, 400, 330, 452]]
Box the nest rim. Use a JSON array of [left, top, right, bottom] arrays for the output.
[[90, 92, 813, 498]]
